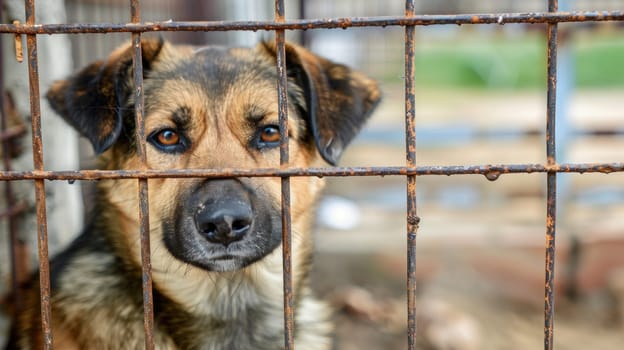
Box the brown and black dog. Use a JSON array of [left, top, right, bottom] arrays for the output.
[[7, 38, 380, 350]]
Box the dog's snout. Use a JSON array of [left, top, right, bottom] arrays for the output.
[[169, 177, 280, 271], [195, 202, 253, 246]]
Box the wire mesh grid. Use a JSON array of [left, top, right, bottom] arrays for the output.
[[1, 0, 624, 349]]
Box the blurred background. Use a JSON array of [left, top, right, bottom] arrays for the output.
[[2, 0, 624, 349]]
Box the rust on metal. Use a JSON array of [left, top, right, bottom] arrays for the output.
[[2, 162, 624, 182], [544, 174, 557, 350], [137, 178, 154, 349], [1, 11, 624, 34], [12, 20, 23, 63], [24, 0, 53, 348], [130, 1, 156, 349], [544, 1, 558, 349], [404, 0, 418, 349], [274, 1, 295, 349]]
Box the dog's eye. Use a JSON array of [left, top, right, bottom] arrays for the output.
[[157, 130, 180, 145], [148, 129, 187, 153], [257, 125, 281, 148]]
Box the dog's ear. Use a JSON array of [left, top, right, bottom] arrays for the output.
[[260, 42, 381, 165], [46, 37, 166, 154]]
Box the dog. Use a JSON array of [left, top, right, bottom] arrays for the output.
[[7, 37, 380, 350]]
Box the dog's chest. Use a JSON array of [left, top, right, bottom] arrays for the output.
[[154, 277, 284, 350], [173, 318, 283, 350]]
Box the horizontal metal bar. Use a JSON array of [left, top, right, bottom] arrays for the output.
[[0, 11, 622, 34], [1, 162, 623, 181]]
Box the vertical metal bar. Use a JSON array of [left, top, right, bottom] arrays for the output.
[[275, 1, 294, 349], [130, 1, 155, 349], [544, 1, 558, 350], [24, 0, 53, 348], [298, 0, 307, 46], [404, 1, 418, 349]]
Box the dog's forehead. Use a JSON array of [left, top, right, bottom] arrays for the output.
[[142, 45, 291, 127], [153, 46, 274, 88]]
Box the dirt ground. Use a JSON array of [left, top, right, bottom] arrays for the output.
[[309, 87, 624, 349], [312, 250, 624, 350]]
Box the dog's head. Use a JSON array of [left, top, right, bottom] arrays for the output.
[[47, 38, 380, 273]]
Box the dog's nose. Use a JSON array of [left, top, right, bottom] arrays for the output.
[[195, 204, 253, 246]]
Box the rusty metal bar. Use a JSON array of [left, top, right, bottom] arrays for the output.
[[274, 1, 295, 349], [24, 0, 53, 348], [404, 0, 418, 349], [130, 1, 156, 349], [0, 11, 623, 34], [1, 162, 624, 181], [544, 1, 558, 349], [298, 0, 307, 46]]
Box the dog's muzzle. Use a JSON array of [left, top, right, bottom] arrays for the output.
[[163, 179, 281, 272]]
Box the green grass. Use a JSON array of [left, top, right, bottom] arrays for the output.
[[575, 36, 624, 87], [409, 34, 624, 89]]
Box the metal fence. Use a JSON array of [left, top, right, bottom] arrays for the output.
[[1, 0, 624, 349]]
